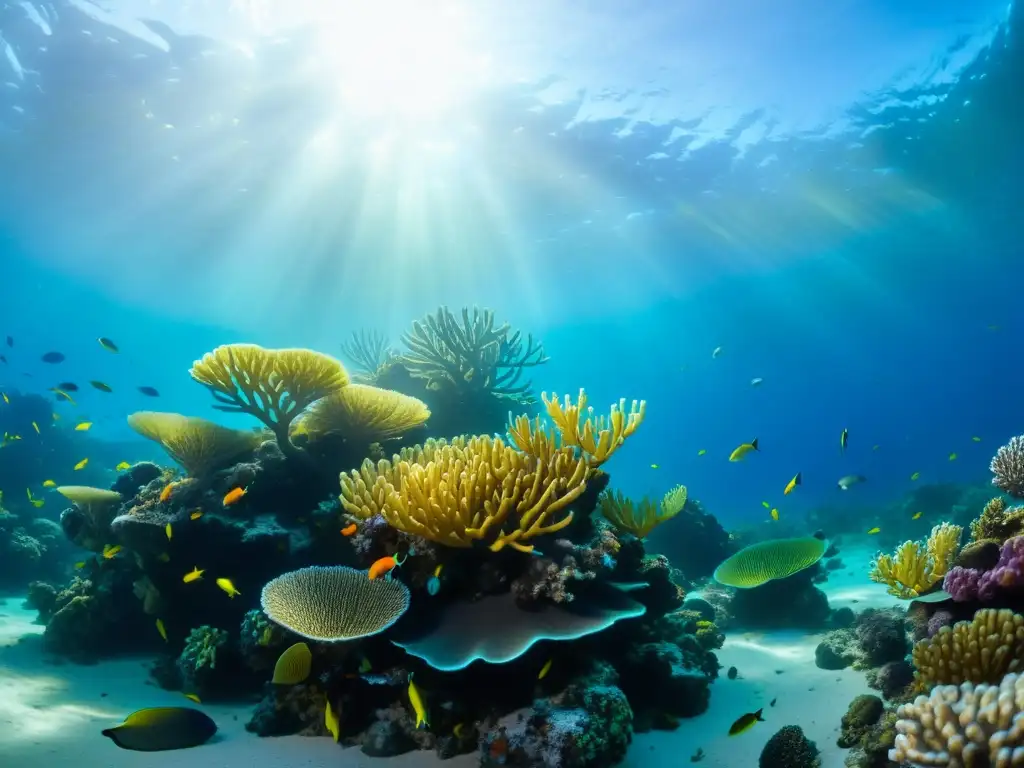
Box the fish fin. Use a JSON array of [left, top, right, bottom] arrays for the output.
[[751, 438, 759, 450]]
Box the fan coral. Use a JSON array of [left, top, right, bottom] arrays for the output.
[[400, 306, 547, 402], [598, 485, 686, 539], [869, 523, 962, 599], [296, 384, 429, 444], [891, 673, 1024, 766], [127, 411, 261, 476], [992, 436, 1024, 498], [339, 434, 588, 552], [260, 565, 410, 642], [912, 608, 1024, 687], [970, 496, 1024, 543], [712, 536, 826, 588], [189, 344, 349, 458], [340, 329, 396, 384]]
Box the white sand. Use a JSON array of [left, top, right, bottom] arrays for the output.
[[0, 543, 903, 767]]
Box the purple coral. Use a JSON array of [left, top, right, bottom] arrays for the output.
[[977, 536, 1024, 600], [992, 436, 1024, 498], [926, 610, 954, 637], [943, 566, 983, 602]]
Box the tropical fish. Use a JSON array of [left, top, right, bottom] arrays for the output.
[[369, 554, 404, 580], [341, 523, 357, 536], [215, 578, 240, 598], [324, 698, 340, 743], [726, 666, 738, 680], [74, 458, 88, 470], [183, 694, 201, 704], [650, 463, 659, 469], [138, 386, 160, 397], [160, 483, 175, 503], [31, 421, 39, 434], [912, 512, 923, 520], [837, 474, 866, 490], [949, 452, 957, 461], [74, 561, 87, 569], [101, 707, 217, 751], [729, 438, 759, 462], [26, 488, 44, 508], [728, 709, 764, 736], [697, 449, 706, 456], [52, 388, 76, 403], [454, 723, 467, 739], [770, 508, 779, 521], [90, 381, 113, 393], [98, 337, 119, 353], [783, 473, 801, 496], [42, 479, 56, 488], [690, 747, 706, 763], [867, 527, 881, 535], [538, 658, 553, 680], [750, 377, 763, 387], [712, 346, 723, 358], [408, 674, 429, 729], [272, 642, 312, 685], [41, 351, 65, 363], [910, 472, 920, 481], [164, 523, 173, 541], [872, 444, 880, 451], [75, 421, 92, 431], [183, 567, 204, 584], [972, 436, 982, 442], [103, 544, 123, 559], [770, 698, 777, 707], [116, 461, 131, 471], [761, 501, 771, 509], [840, 428, 848, 454], [156, 618, 168, 642], [1, 393, 7, 403], [190, 510, 203, 521], [222, 487, 246, 506]]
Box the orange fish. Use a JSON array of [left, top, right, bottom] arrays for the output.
[[341, 523, 358, 537], [223, 487, 247, 506], [160, 482, 175, 503], [368, 554, 405, 580]]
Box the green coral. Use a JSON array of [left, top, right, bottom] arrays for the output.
[[694, 620, 725, 652], [837, 694, 883, 748], [182, 625, 228, 671]]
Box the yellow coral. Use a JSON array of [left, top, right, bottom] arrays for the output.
[[295, 384, 430, 444], [340, 435, 587, 552], [598, 484, 686, 538], [970, 496, 1024, 542], [912, 608, 1024, 687], [190, 344, 348, 457], [127, 411, 262, 476], [869, 522, 962, 599]]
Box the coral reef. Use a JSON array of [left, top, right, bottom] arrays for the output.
[[815, 629, 860, 670], [969, 496, 1024, 543], [944, 535, 1024, 602], [598, 485, 686, 539], [991, 435, 1024, 498], [838, 695, 884, 749], [865, 660, 915, 701], [869, 523, 961, 599], [855, 608, 909, 668], [759, 725, 821, 768], [727, 564, 831, 629], [912, 608, 1024, 687], [647, 496, 733, 581]]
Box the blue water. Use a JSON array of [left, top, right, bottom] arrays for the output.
[[0, 0, 1019, 529]]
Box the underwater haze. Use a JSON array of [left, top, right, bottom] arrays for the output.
[[1, 1, 1023, 767]]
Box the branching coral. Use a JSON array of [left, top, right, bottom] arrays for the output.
[[400, 306, 547, 402], [970, 496, 1024, 542], [533, 390, 646, 468], [295, 384, 430, 444], [189, 344, 349, 457], [127, 411, 261, 476], [340, 329, 396, 385], [340, 435, 588, 552], [912, 608, 1024, 687], [869, 523, 962, 599], [598, 485, 686, 538], [891, 673, 1024, 766], [991, 435, 1024, 498]]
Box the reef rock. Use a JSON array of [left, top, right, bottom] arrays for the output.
[[815, 629, 859, 670]]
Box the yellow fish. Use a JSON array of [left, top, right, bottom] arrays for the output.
[[74, 561, 87, 569], [729, 438, 759, 462], [183, 693, 201, 704], [728, 709, 765, 736], [454, 723, 467, 739], [408, 675, 429, 729], [770, 508, 779, 521], [157, 552, 170, 563], [42, 479, 56, 488], [31, 421, 39, 434], [26, 489, 44, 508], [783, 472, 801, 496], [156, 618, 168, 642], [867, 527, 881, 535], [433, 564, 444, 578], [949, 453, 957, 461], [159, 482, 175, 503], [115, 461, 131, 471], [73, 458, 88, 470], [52, 389, 76, 404], [972, 436, 982, 442], [697, 449, 707, 456], [650, 463, 659, 469], [1, 393, 7, 404], [910, 472, 920, 481], [75, 422, 92, 431], [538, 658, 553, 680], [912, 512, 923, 520], [273, 642, 312, 685], [761, 501, 771, 509], [165, 523, 172, 541], [102, 544, 123, 559], [258, 627, 272, 647], [183, 566, 204, 583], [190, 510, 203, 521], [325, 698, 340, 743], [216, 578, 241, 598]]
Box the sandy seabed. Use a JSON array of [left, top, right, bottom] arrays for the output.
[[0, 543, 900, 768]]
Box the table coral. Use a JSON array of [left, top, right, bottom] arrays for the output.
[[869, 523, 962, 599], [127, 411, 262, 476], [294, 384, 430, 444], [912, 608, 1024, 687]]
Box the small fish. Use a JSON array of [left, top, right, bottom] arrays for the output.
[[783, 472, 801, 496], [697, 449, 706, 456], [729, 438, 759, 462], [840, 428, 848, 454], [650, 463, 659, 469], [52, 388, 76, 404], [712, 346, 722, 358], [42, 480, 56, 488], [426, 572, 441, 596], [258, 627, 272, 647], [359, 656, 373, 673], [1, 393, 7, 404], [160, 483, 175, 503], [912, 512, 923, 520], [770, 508, 779, 521], [190, 510, 203, 521], [156, 618, 168, 642], [690, 747, 706, 763], [222, 487, 246, 506], [867, 527, 881, 535], [183, 693, 201, 704], [408, 674, 429, 729], [74, 561, 87, 569], [341, 522, 357, 536], [838, 474, 866, 490], [949, 452, 957, 461], [325, 698, 340, 743], [57, 382, 79, 392], [727, 666, 738, 680], [770, 698, 777, 707], [538, 658, 553, 680], [52, 412, 60, 421], [26, 488, 44, 508], [116, 461, 131, 471], [102, 544, 123, 559], [31, 421, 40, 434], [873, 444, 880, 451], [138, 386, 160, 397], [761, 501, 771, 509], [41, 351, 65, 363], [750, 377, 763, 387], [910, 471, 921, 481], [183, 566, 204, 583], [90, 381, 113, 393], [98, 337, 119, 353], [216, 578, 240, 598], [369, 554, 404, 580], [75, 421, 92, 431], [728, 709, 765, 736], [157, 552, 170, 563], [454, 723, 467, 739], [101, 706, 217, 751], [971, 436, 982, 442], [73, 458, 89, 470]]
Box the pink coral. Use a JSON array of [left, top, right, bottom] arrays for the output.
[[945, 536, 1024, 603], [991, 436, 1024, 498], [943, 566, 983, 602]]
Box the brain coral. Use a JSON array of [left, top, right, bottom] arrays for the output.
[[713, 536, 826, 588], [260, 565, 410, 642]]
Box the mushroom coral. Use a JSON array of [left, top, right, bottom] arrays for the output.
[[127, 411, 262, 477]]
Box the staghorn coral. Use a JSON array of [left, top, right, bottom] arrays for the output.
[[340, 434, 589, 553], [260, 565, 410, 642], [340, 329, 396, 384], [531, 390, 646, 468], [400, 305, 547, 403], [991, 435, 1024, 499], [912, 608, 1024, 687], [127, 411, 261, 476], [891, 673, 1024, 766], [713, 536, 826, 588], [870, 523, 962, 599], [598, 485, 686, 539], [189, 344, 349, 457], [295, 384, 429, 444], [970, 496, 1024, 543]]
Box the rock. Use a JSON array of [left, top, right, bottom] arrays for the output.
[[814, 629, 859, 670], [362, 719, 416, 757], [837, 694, 883, 748]]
